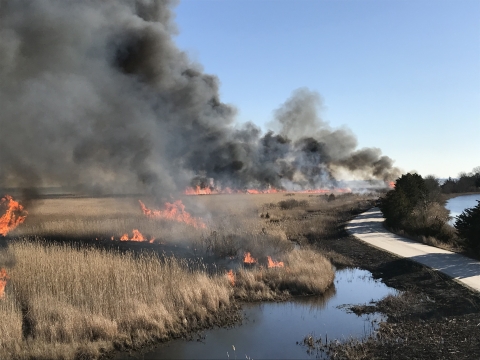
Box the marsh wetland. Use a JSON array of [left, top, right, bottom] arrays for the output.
[[2, 190, 479, 359], [117, 268, 396, 360]]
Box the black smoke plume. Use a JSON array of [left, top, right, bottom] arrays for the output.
[[0, 0, 400, 198]]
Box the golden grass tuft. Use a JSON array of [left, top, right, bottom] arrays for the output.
[[0, 240, 232, 359], [234, 249, 334, 301]]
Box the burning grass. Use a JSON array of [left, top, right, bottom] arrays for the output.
[[233, 249, 334, 301], [139, 200, 206, 229], [9, 197, 207, 246], [0, 191, 377, 359], [0, 195, 27, 236]]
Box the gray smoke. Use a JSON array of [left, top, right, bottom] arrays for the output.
[[0, 0, 400, 199]]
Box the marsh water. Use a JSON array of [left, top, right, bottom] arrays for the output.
[[445, 194, 480, 225], [118, 268, 397, 359]]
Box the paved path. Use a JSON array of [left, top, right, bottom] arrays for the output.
[[346, 208, 480, 293]]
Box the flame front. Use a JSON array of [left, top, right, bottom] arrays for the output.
[[0, 268, 9, 299], [226, 269, 235, 286], [0, 195, 27, 236], [243, 252, 257, 264], [139, 200, 206, 229], [184, 186, 352, 196], [119, 229, 154, 243], [267, 256, 284, 268], [185, 186, 214, 195]]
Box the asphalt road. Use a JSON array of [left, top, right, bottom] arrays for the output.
[[346, 207, 480, 293]]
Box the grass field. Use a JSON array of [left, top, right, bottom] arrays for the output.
[[0, 192, 376, 359]]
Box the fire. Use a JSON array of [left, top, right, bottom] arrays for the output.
[[243, 252, 257, 264], [0, 268, 9, 299], [119, 229, 155, 243], [185, 186, 215, 195], [184, 186, 242, 195], [226, 269, 235, 286], [184, 186, 352, 196], [388, 181, 395, 189], [139, 200, 206, 229], [0, 195, 27, 236], [267, 256, 284, 268]]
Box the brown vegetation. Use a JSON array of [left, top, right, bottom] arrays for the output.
[[0, 192, 378, 359], [234, 249, 334, 301], [0, 240, 233, 359]]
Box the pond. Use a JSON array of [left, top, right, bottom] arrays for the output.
[[445, 194, 480, 225], [117, 268, 397, 360]]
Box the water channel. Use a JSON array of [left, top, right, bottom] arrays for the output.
[[118, 268, 397, 360], [445, 194, 480, 225]]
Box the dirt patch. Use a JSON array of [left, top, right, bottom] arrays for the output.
[[308, 205, 480, 359]]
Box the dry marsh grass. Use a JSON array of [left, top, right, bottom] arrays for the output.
[[0, 191, 376, 359], [0, 240, 334, 359], [234, 249, 334, 301], [11, 197, 207, 244], [1, 240, 233, 359]]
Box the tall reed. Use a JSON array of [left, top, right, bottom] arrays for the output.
[[1, 240, 232, 359]]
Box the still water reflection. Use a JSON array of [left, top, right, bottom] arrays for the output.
[[118, 268, 397, 360], [445, 194, 480, 225]]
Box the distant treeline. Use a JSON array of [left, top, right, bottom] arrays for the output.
[[441, 167, 480, 194]]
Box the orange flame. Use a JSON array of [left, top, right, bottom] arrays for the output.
[[139, 200, 206, 229], [0, 195, 27, 236], [119, 229, 154, 243], [184, 186, 352, 196], [226, 269, 235, 286], [267, 256, 284, 268], [185, 186, 215, 195], [0, 268, 9, 299], [388, 181, 395, 189], [243, 252, 257, 264]]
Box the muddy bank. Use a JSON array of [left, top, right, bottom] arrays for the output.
[[312, 206, 480, 359]]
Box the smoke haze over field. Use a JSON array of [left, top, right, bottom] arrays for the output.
[[0, 0, 400, 198]]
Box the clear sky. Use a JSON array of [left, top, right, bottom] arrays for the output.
[[172, 0, 479, 179]]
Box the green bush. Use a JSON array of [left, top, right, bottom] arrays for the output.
[[455, 201, 480, 253], [380, 173, 428, 228], [380, 173, 452, 242]]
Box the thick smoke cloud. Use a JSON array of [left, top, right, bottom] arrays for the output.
[[0, 0, 400, 198]]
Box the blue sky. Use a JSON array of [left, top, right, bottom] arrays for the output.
[[172, 0, 479, 178]]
